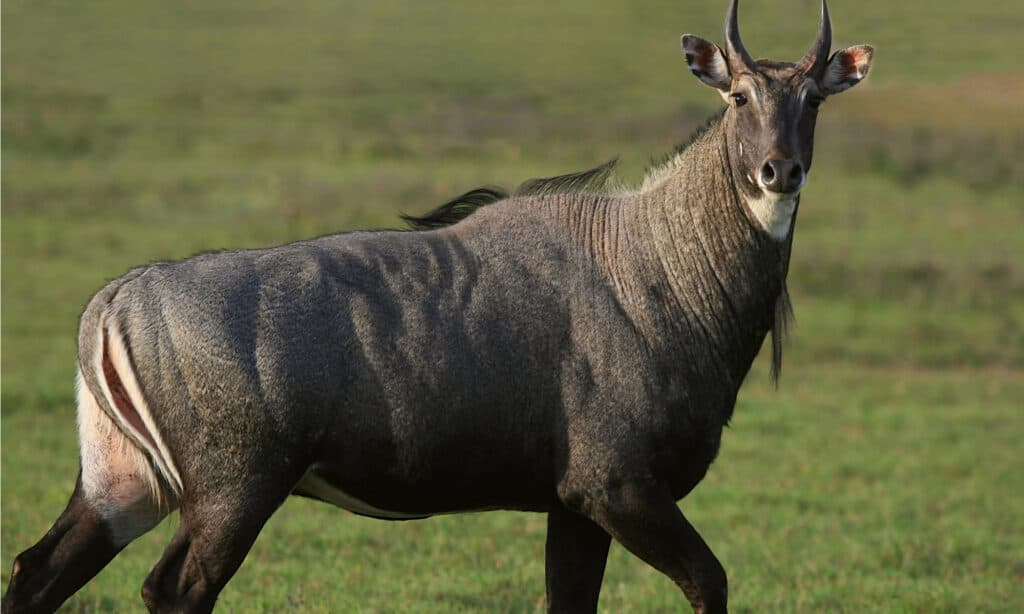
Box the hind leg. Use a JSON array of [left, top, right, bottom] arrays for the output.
[[3, 476, 123, 614], [3, 388, 173, 613], [2, 469, 171, 614], [140, 483, 295, 614]]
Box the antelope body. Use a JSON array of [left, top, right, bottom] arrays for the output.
[[2, 2, 873, 612]]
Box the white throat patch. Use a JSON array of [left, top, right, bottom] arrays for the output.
[[744, 191, 798, 241]]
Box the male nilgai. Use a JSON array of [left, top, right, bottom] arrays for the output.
[[3, 1, 872, 612]]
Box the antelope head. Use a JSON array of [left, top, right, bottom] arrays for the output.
[[682, 0, 874, 240]]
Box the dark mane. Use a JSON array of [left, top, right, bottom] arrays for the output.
[[404, 109, 730, 233], [637, 108, 727, 190], [400, 187, 508, 231], [401, 158, 619, 231], [514, 157, 618, 196]]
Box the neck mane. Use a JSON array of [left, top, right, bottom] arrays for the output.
[[402, 110, 794, 394], [619, 113, 789, 396]]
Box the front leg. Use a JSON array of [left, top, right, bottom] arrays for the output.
[[584, 480, 727, 614], [545, 505, 612, 613]]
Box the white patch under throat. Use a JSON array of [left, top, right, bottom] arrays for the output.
[[744, 191, 798, 241]]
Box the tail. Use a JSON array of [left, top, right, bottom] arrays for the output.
[[76, 271, 183, 515], [2, 272, 184, 610]]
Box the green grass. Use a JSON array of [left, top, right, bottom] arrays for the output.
[[4, 369, 1022, 612], [3, 0, 1023, 611]]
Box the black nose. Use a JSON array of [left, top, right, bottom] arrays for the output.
[[760, 159, 804, 193]]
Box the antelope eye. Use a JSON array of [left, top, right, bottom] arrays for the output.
[[731, 92, 748, 107]]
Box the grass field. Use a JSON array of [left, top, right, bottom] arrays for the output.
[[3, 0, 1022, 611]]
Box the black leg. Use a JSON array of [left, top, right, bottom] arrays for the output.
[[140, 490, 288, 614], [587, 481, 727, 614], [545, 506, 611, 613], [3, 477, 127, 614]]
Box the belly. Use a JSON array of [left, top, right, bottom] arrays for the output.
[[292, 455, 557, 519]]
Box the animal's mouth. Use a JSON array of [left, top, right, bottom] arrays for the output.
[[758, 186, 802, 203]]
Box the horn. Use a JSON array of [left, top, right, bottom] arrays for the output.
[[796, 0, 832, 77], [724, 0, 757, 74]]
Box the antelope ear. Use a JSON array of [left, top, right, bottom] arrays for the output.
[[821, 45, 874, 95], [681, 35, 731, 91]]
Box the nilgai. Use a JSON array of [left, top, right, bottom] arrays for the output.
[[3, 1, 873, 612]]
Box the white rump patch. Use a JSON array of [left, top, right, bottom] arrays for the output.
[[77, 371, 173, 546], [296, 467, 428, 520], [94, 319, 184, 498]]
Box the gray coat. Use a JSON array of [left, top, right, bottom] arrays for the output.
[[78, 115, 785, 518]]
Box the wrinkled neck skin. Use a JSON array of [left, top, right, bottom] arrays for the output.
[[561, 115, 788, 408]]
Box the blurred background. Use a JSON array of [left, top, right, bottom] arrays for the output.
[[3, 0, 1021, 611]]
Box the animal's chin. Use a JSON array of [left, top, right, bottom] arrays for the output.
[[744, 189, 799, 241]]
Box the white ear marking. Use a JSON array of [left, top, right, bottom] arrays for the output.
[[822, 45, 874, 95], [682, 34, 731, 91]]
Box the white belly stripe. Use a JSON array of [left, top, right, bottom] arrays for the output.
[[295, 470, 429, 520]]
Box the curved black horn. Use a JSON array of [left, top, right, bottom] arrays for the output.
[[724, 0, 756, 74], [796, 0, 832, 77]]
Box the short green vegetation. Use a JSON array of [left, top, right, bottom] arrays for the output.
[[3, 1, 1021, 611]]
